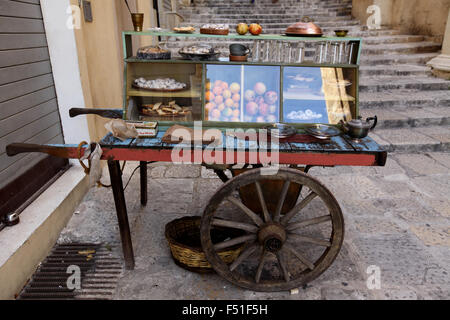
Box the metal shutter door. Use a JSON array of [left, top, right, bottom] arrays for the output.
[[0, 0, 67, 220]]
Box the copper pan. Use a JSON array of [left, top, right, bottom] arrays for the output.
[[285, 16, 323, 37]]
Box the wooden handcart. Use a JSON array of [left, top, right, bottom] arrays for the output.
[[5, 31, 387, 292]]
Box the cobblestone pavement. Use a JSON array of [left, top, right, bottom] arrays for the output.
[[57, 152, 450, 300]]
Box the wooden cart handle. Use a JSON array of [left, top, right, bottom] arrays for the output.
[[69, 108, 123, 119], [6, 143, 90, 159]]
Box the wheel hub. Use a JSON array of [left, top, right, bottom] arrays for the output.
[[258, 223, 286, 253]]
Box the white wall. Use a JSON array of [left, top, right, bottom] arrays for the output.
[[40, 0, 90, 147]]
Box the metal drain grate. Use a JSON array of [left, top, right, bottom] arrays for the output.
[[18, 243, 123, 300]]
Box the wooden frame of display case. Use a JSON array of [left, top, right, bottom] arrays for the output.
[[122, 31, 362, 128]]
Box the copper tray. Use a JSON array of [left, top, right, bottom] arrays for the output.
[[132, 83, 189, 92]]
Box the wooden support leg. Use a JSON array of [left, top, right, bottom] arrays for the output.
[[140, 161, 147, 206], [107, 160, 135, 270]]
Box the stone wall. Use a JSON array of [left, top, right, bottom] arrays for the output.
[[353, 0, 450, 43]]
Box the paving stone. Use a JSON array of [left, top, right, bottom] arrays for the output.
[[394, 153, 450, 175], [353, 217, 407, 235], [416, 285, 450, 300], [411, 175, 450, 199], [147, 179, 194, 214], [191, 178, 224, 212], [201, 166, 233, 179], [352, 156, 406, 177], [381, 197, 444, 223], [321, 287, 370, 300], [419, 126, 450, 144], [351, 234, 447, 286], [367, 132, 391, 150], [320, 175, 388, 201], [164, 164, 201, 178], [426, 152, 450, 169], [313, 244, 366, 285], [418, 197, 450, 218], [380, 288, 419, 300], [375, 128, 440, 152], [410, 225, 450, 247], [149, 165, 167, 178]]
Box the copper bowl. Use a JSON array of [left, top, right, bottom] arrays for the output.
[[229, 54, 248, 62], [285, 16, 323, 37]]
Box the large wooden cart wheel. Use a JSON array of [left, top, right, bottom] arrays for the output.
[[200, 168, 344, 292]]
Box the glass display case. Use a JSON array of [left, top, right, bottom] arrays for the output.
[[122, 31, 361, 127]]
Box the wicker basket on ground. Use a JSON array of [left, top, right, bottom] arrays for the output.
[[165, 216, 245, 273]]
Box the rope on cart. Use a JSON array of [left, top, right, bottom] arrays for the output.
[[77, 141, 155, 191], [77, 141, 112, 188]]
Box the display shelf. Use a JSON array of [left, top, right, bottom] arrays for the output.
[[122, 31, 362, 127], [127, 88, 201, 98], [123, 30, 362, 42], [125, 57, 359, 68]]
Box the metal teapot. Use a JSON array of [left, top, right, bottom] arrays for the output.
[[340, 116, 377, 139]]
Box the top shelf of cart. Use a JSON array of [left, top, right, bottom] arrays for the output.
[[123, 30, 362, 42]]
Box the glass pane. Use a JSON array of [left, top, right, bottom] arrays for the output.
[[282, 67, 356, 124], [126, 63, 202, 122], [243, 65, 280, 123], [205, 64, 242, 122]]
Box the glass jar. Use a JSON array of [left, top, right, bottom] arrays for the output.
[[314, 41, 327, 64], [251, 40, 261, 62]]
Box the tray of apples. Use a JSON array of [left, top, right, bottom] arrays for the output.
[[244, 82, 279, 123], [205, 80, 242, 122]]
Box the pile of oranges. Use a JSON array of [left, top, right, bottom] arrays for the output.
[[205, 80, 241, 122]]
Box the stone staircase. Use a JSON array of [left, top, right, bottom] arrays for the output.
[[171, 0, 450, 153]]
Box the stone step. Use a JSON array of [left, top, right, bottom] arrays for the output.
[[359, 90, 450, 109], [360, 53, 439, 66], [362, 35, 426, 45], [360, 106, 450, 129], [359, 76, 450, 92], [369, 125, 450, 153], [359, 64, 432, 77], [180, 20, 360, 29], [183, 13, 355, 20], [358, 29, 402, 37], [362, 42, 442, 55]]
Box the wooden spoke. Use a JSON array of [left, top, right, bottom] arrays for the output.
[[281, 191, 317, 226], [288, 233, 332, 247], [255, 250, 268, 284], [229, 243, 258, 272], [212, 218, 259, 233], [214, 234, 256, 251], [286, 215, 332, 232], [284, 243, 315, 270], [255, 181, 271, 223], [273, 181, 291, 222], [276, 249, 290, 282], [227, 196, 264, 226]]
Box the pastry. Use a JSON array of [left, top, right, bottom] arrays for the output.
[[173, 26, 195, 33], [136, 45, 171, 60]]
